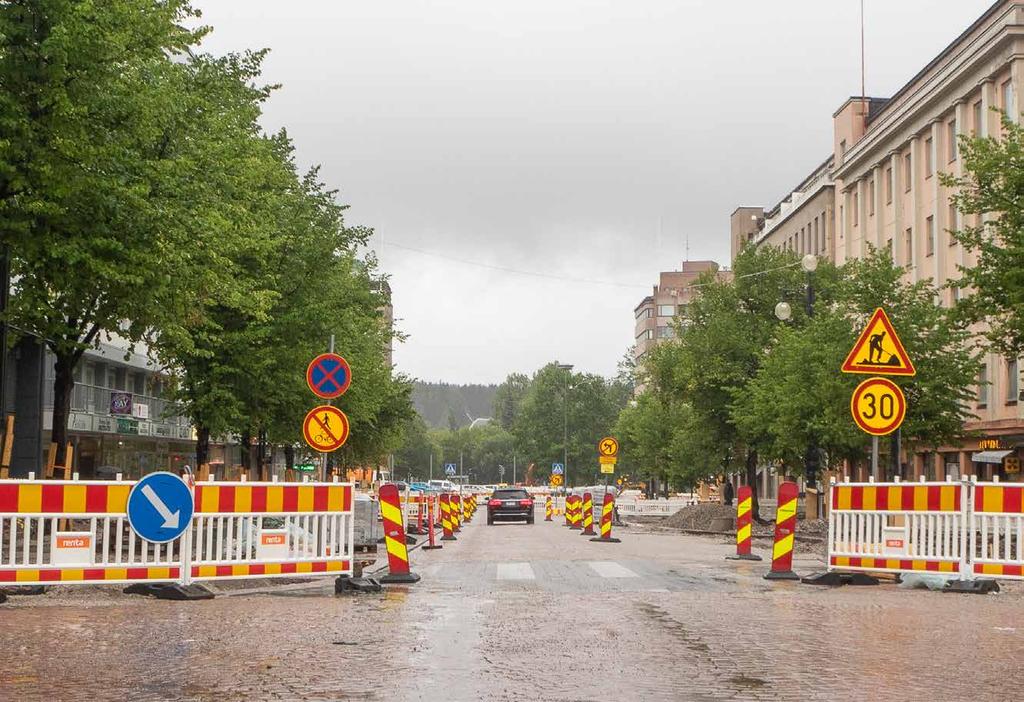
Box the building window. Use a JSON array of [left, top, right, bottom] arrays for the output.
[[885, 166, 893, 203], [948, 119, 957, 162], [904, 153, 912, 192], [904, 227, 913, 265], [839, 206, 844, 238], [868, 179, 875, 215], [886, 237, 893, 259], [635, 307, 653, 320], [852, 192, 859, 226], [951, 285, 961, 304], [1008, 358, 1020, 403], [840, 139, 847, 157], [657, 304, 675, 317], [1002, 80, 1014, 114], [973, 100, 983, 135], [636, 329, 654, 342], [926, 216, 935, 257], [978, 363, 989, 407], [948, 202, 958, 245], [925, 137, 933, 178], [657, 326, 674, 340], [813, 218, 820, 254]]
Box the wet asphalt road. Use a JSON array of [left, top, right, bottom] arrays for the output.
[[3, 509, 1024, 701]]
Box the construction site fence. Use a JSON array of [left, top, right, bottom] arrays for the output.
[[828, 476, 1024, 582], [0, 474, 354, 588]]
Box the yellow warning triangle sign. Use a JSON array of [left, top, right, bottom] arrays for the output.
[[841, 307, 916, 376]]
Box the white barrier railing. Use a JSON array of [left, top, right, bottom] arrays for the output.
[[615, 500, 690, 517], [0, 475, 354, 588], [828, 476, 1024, 583]]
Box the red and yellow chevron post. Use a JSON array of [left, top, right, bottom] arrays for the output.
[[440, 493, 456, 541], [378, 483, 420, 584], [451, 493, 462, 532], [545, 495, 553, 521], [764, 481, 799, 580], [463, 495, 471, 523], [726, 485, 762, 561], [590, 492, 621, 543], [564, 495, 572, 526], [579, 492, 596, 536], [567, 495, 581, 530]]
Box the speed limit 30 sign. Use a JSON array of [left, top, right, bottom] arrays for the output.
[[850, 377, 906, 436]]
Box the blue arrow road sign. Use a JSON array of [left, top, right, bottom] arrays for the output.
[[444, 463, 457, 476], [127, 472, 194, 544], [551, 463, 564, 475]]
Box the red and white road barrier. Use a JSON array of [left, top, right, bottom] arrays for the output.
[[377, 483, 419, 584], [765, 481, 799, 580], [590, 492, 620, 543], [726, 485, 762, 561], [0, 475, 355, 588]]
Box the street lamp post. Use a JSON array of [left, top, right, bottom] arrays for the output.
[[776, 254, 821, 511], [557, 363, 573, 489]]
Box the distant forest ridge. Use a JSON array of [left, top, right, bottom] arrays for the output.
[[412, 381, 498, 429]]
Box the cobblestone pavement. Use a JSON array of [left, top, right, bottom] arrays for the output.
[[3, 512, 1024, 701]]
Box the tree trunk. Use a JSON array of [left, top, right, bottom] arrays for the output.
[[239, 428, 252, 477], [51, 352, 75, 470], [745, 449, 763, 523], [195, 424, 210, 470], [284, 443, 294, 471]]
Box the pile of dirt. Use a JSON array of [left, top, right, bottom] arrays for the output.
[[752, 517, 828, 538], [662, 502, 736, 531]]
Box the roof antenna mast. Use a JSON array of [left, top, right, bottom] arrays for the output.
[[861, 0, 866, 106]]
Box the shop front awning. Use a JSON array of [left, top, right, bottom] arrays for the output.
[[971, 449, 1015, 464]]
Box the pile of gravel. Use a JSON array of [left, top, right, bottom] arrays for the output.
[[662, 502, 736, 531]]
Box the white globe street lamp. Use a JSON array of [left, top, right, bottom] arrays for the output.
[[774, 301, 792, 321]]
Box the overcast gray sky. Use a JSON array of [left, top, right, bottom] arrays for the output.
[[194, 0, 994, 384]]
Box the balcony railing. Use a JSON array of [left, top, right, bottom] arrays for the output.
[[52, 383, 190, 427]]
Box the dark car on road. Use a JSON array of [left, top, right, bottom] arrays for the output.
[[487, 488, 534, 525]]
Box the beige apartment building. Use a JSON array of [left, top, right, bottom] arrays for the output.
[[734, 0, 1024, 481], [633, 260, 726, 368]]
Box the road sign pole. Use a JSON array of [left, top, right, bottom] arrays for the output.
[[891, 428, 902, 478], [871, 436, 879, 481]]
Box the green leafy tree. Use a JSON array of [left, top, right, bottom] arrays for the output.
[[493, 372, 529, 430], [0, 1, 280, 466], [942, 114, 1024, 357]]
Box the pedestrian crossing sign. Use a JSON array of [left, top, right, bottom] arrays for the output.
[[841, 307, 916, 376]]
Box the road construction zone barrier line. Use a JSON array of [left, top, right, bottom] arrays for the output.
[[0, 477, 355, 588], [969, 483, 1024, 579], [727, 485, 762, 561], [377, 484, 419, 584], [765, 481, 799, 580]]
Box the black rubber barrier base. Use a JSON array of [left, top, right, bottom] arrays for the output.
[[764, 570, 800, 581], [421, 543, 443, 550], [123, 583, 215, 600], [380, 572, 421, 585], [335, 576, 383, 594], [801, 571, 879, 586], [590, 537, 621, 543], [725, 553, 764, 562], [945, 578, 1000, 595]]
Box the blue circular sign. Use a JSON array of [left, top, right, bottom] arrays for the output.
[[126, 472, 194, 544]]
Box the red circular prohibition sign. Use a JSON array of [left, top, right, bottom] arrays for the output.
[[850, 377, 906, 436], [306, 353, 352, 400]]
